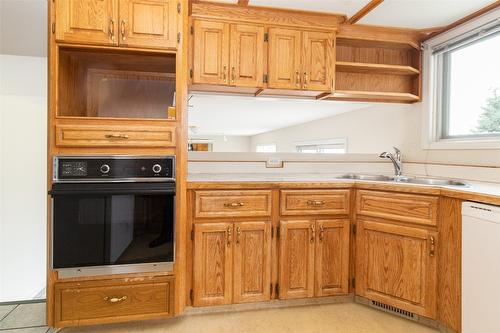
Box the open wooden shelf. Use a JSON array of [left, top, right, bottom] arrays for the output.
[[335, 61, 420, 76], [327, 90, 420, 103]]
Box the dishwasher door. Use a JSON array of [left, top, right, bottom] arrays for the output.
[[462, 202, 500, 333]]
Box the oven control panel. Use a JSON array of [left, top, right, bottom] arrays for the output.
[[54, 156, 175, 182]]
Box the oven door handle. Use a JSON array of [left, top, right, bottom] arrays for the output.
[[49, 182, 176, 196]]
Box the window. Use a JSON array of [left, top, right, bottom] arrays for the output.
[[430, 19, 500, 146], [256, 144, 277, 153], [295, 139, 347, 154]]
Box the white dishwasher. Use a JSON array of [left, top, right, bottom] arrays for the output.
[[462, 202, 500, 333]]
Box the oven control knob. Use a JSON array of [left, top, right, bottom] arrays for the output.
[[100, 164, 110, 174], [152, 164, 162, 174]]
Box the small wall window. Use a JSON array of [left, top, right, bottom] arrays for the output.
[[256, 144, 277, 153], [295, 139, 347, 154]]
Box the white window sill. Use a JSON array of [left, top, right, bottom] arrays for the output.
[[424, 138, 500, 150]]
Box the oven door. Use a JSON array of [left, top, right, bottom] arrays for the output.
[[50, 182, 175, 270]]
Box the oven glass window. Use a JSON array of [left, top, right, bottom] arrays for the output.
[[53, 193, 174, 269]]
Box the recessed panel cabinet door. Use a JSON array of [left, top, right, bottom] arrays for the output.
[[192, 20, 230, 85], [229, 24, 265, 88], [193, 223, 233, 306], [278, 220, 315, 299], [356, 219, 438, 318], [56, 0, 119, 45], [267, 28, 302, 90], [302, 31, 334, 91], [118, 0, 178, 49], [315, 219, 350, 296], [233, 221, 271, 303]]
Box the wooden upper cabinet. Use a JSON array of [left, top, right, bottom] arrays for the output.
[[315, 219, 350, 297], [229, 24, 265, 88], [192, 20, 230, 85], [193, 222, 233, 306], [118, 0, 178, 49], [302, 31, 334, 91], [55, 0, 119, 45], [278, 220, 315, 299], [356, 219, 437, 318], [267, 28, 302, 90], [233, 221, 271, 304]]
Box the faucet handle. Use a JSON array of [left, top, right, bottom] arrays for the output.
[[393, 147, 402, 160]]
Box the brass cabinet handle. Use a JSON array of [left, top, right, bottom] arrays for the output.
[[307, 200, 326, 206], [310, 224, 315, 243], [105, 134, 129, 139], [231, 66, 236, 84], [319, 225, 324, 242], [429, 236, 435, 257], [108, 19, 115, 41], [236, 226, 241, 245], [295, 71, 300, 88], [224, 202, 245, 208], [227, 227, 232, 247], [104, 296, 127, 303], [303, 72, 308, 89], [222, 66, 227, 83], [120, 20, 126, 41]]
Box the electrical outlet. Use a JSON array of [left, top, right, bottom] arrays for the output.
[[266, 157, 283, 168]]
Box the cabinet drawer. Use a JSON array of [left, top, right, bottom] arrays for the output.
[[194, 190, 272, 218], [356, 190, 438, 226], [54, 275, 174, 327], [55, 124, 176, 148], [280, 190, 350, 216]]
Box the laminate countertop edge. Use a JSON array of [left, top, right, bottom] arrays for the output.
[[187, 174, 500, 206]]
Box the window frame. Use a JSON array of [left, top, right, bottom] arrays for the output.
[[255, 143, 277, 153], [294, 138, 347, 154], [422, 7, 500, 150]]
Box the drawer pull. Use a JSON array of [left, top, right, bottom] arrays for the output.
[[307, 200, 326, 206], [224, 202, 245, 208], [105, 133, 129, 139], [104, 296, 127, 303]]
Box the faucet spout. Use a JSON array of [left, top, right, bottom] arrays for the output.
[[379, 147, 403, 177]]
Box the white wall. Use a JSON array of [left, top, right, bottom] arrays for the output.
[[250, 104, 420, 154], [190, 135, 252, 152], [0, 54, 47, 302]]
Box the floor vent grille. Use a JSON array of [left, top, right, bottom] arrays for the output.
[[370, 300, 416, 320]]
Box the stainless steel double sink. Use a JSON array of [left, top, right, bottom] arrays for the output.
[[335, 174, 468, 187]]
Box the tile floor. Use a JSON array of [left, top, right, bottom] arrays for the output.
[[1, 301, 440, 333], [0, 302, 56, 333]]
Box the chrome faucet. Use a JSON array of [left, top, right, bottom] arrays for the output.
[[379, 147, 402, 177]]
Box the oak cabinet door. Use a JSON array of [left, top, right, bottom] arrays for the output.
[[356, 219, 438, 318], [56, 0, 119, 45], [233, 221, 272, 303], [118, 0, 178, 49], [193, 223, 233, 306], [302, 31, 334, 91], [267, 28, 302, 90], [315, 219, 350, 296], [192, 20, 230, 85], [278, 220, 315, 299], [229, 24, 265, 88]]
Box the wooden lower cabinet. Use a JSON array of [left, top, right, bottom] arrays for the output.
[[278, 219, 350, 299], [192, 221, 271, 306], [54, 275, 174, 327], [356, 218, 438, 318]]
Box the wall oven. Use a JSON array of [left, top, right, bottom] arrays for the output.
[[50, 156, 175, 278]]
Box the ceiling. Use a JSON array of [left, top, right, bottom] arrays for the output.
[[188, 94, 371, 136], [203, 0, 496, 29]]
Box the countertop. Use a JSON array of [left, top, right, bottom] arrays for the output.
[[187, 173, 500, 206]]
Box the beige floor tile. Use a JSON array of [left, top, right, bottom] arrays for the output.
[[0, 304, 17, 321], [0, 302, 46, 330], [0, 327, 50, 333], [62, 303, 439, 333]]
